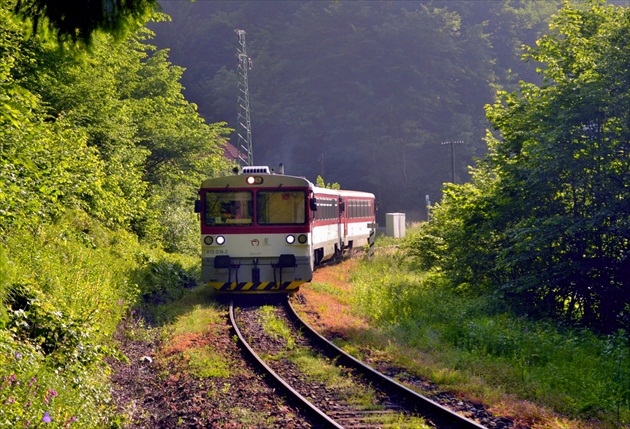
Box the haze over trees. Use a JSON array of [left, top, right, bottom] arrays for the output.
[[150, 0, 561, 219]]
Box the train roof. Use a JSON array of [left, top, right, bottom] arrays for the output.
[[312, 187, 375, 199], [201, 171, 313, 189], [200, 167, 375, 199], [338, 189, 375, 199], [311, 186, 341, 197]]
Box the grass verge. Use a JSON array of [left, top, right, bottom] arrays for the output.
[[301, 249, 629, 429], [258, 304, 432, 428]]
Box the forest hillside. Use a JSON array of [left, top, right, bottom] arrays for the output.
[[150, 0, 561, 219]]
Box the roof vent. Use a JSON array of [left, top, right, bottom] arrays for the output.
[[241, 166, 271, 174]]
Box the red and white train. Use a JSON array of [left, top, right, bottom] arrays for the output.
[[195, 166, 377, 294]]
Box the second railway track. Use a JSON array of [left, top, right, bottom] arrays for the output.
[[229, 297, 489, 429]]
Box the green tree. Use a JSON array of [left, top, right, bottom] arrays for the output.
[[12, 0, 158, 45], [3, 5, 231, 249], [48, 30, 226, 238], [412, 0, 630, 332], [315, 175, 340, 190], [489, 0, 630, 330], [1, 6, 107, 233], [19, 31, 152, 231]]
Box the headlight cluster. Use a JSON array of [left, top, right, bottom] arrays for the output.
[[286, 234, 308, 244], [204, 234, 306, 246], [203, 235, 226, 245]]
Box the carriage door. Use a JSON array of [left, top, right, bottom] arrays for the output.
[[338, 197, 346, 249]]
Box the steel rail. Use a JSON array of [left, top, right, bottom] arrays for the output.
[[286, 297, 489, 429], [228, 299, 343, 429]]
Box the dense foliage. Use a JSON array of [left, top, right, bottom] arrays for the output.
[[13, 0, 158, 45], [405, 1, 630, 333], [0, 0, 230, 425], [150, 0, 560, 219]]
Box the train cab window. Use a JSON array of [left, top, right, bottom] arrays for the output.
[[204, 191, 253, 226], [257, 191, 306, 225]]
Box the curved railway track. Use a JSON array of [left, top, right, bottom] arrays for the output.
[[229, 297, 490, 429]]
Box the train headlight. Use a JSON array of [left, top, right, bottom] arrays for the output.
[[285, 235, 295, 244], [298, 234, 307, 244], [216, 235, 226, 245], [246, 176, 264, 185], [203, 236, 214, 245]]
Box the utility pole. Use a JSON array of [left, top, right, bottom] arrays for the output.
[[236, 29, 253, 167], [441, 140, 464, 183], [319, 154, 324, 179]]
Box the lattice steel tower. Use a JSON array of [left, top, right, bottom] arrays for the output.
[[236, 29, 253, 166]]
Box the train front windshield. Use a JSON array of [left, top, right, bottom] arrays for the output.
[[257, 191, 306, 225], [203, 190, 306, 226], [204, 191, 254, 226]]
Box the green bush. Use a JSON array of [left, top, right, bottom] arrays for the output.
[[149, 182, 201, 255], [0, 206, 204, 425], [0, 247, 11, 328], [0, 213, 141, 427], [6, 284, 110, 365], [131, 253, 198, 310]]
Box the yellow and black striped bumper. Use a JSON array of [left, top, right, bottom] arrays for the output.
[[209, 281, 304, 293]]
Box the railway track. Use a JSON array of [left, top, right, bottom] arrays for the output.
[[229, 297, 489, 429]]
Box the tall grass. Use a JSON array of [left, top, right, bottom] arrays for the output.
[[0, 210, 201, 427], [7, 212, 138, 329], [351, 254, 630, 426]]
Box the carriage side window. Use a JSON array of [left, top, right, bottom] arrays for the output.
[[204, 191, 253, 226], [346, 200, 372, 219], [349, 200, 359, 218], [257, 191, 306, 225], [315, 198, 337, 220]]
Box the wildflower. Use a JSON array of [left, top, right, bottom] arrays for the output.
[[45, 389, 58, 404], [29, 377, 37, 387], [42, 412, 52, 423], [15, 352, 22, 359]]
